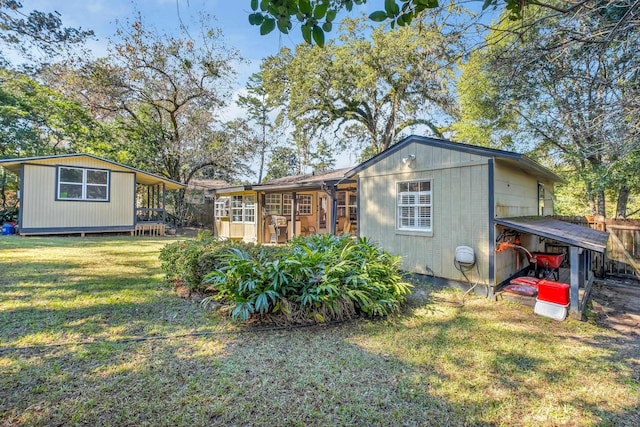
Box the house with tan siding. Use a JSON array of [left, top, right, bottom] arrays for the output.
[[346, 135, 567, 297], [213, 168, 357, 243], [0, 154, 184, 236]]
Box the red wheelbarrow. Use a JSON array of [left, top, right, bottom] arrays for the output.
[[531, 252, 565, 281]]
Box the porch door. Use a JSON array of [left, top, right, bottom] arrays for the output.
[[318, 194, 328, 232]]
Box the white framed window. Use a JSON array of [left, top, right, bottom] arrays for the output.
[[231, 195, 243, 222], [265, 193, 293, 216], [243, 195, 256, 223], [282, 194, 292, 216], [215, 196, 229, 218], [265, 194, 281, 214], [57, 166, 109, 201], [297, 194, 312, 215], [230, 195, 256, 223], [337, 190, 357, 220], [397, 180, 432, 231]]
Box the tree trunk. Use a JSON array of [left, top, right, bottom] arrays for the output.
[[616, 185, 630, 219], [258, 119, 266, 183], [596, 189, 606, 217], [586, 181, 597, 215]]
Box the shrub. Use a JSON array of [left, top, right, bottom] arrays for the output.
[[203, 234, 412, 324], [159, 232, 282, 293]]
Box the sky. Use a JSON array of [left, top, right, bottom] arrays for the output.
[[27, 0, 310, 88], [26, 0, 365, 170]]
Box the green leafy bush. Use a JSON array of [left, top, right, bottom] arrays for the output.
[[159, 231, 273, 293], [203, 234, 411, 323]]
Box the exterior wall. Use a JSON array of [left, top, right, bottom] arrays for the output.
[[494, 160, 555, 218], [21, 163, 134, 232], [214, 191, 258, 242], [357, 141, 490, 283], [493, 161, 557, 284]]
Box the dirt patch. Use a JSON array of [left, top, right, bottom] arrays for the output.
[[590, 278, 640, 336]]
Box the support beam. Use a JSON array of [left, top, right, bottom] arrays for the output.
[[569, 247, 584, 317], [330, 186, 337, 235], [291, 192, 297, 239]]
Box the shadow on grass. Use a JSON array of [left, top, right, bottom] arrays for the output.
[[0, 241, 637, 425]]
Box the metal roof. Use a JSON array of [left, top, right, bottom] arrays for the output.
[[494, 216, 609, 253]]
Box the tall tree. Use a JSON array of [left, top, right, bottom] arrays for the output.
[[261, 16, 459, 160], [454, 6, 640, 217], [237, 72, 279, 183], [0, 68, 108, 207], [72, 16, 253, 219], [263, 146, 300, 181]]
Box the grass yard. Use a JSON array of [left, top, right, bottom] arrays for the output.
[[1, 236, 638, 426]]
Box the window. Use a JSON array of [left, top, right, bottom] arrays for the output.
[[397, 180, 432, 231], [215, 197, 229, 218], [282, 194, 292, 216], [58, 166, 109, 201], [231, 195, 243, 222], [297, 194, 312, 215], [264, 193, 292, 216], [244, 195, 256, 223], [230, 195, 256, 223], [337, 191, 357, 220], [265, 194, 281, 214]]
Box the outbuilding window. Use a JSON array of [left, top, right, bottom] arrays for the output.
[[215, 197, 230, 218], [264, 193, 293, 216], [57, 166, 109, 201], [397, 180, 432, 231], [231, 195, 256, 224], [297, 194, 312, 215]]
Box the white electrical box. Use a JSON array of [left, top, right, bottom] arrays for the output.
[[455, 246, 475, 265]]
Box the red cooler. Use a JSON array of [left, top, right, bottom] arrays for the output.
[[537, 280, 570, 305]]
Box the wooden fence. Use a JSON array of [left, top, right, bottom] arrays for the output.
[[552, 216, 640, 279]]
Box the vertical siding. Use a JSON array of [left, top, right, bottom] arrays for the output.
[[21, 165, 134, 229], [494, 160, 541, 218], [493, 163, 557, 283], [358, 143, 490, 283]]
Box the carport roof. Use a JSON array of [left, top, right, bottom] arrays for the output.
[[495, 216, 609, 253]]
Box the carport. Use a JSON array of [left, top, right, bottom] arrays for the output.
[[494, 216, 609, 319]]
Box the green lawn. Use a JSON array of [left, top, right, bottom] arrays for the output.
[[1, 236, 638, 426]]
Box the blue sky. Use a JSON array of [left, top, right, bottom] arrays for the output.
[[30, 1, 306, 76], [26, 0, 369, 169]]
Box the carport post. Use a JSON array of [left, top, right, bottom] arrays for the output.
[[569, 247, 583, 317]]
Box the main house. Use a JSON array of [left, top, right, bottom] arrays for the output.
[[213, 168, 357, 243], [0, 154, 184, 236], [214, 135, 608, 317]]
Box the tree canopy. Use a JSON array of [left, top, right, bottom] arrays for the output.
[[453, 6, 640, 217], [246, 0, 604, 46], [261, 16, 459, 160], [0, 0, 93, 66]]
